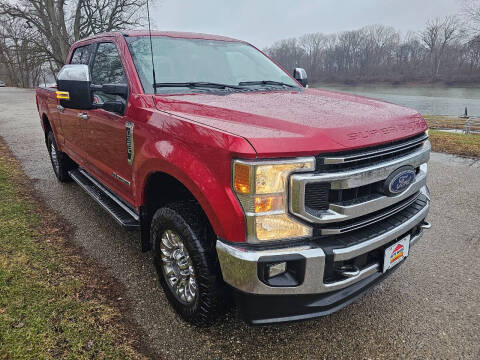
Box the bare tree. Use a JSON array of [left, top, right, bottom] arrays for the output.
[[421, 16, 460, 80], [0, 16, 47, 87], [0, 0, 148, 74], [463, 0, 480, 32]]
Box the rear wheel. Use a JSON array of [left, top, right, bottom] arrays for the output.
[[47, 131, 74, 182], [151, 201, 227, 326]]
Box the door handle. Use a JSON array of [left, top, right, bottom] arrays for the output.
[[57, 105, 65, 113], [77, 112, 89, 120]]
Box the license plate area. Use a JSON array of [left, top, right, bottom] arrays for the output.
[[383, 235, 410, 273]]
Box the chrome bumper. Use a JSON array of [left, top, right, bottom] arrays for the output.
[[217, 194, 430, 296]]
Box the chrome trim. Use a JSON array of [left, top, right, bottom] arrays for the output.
[[320, 192, 421, 235], [290, 142, 430, 224], [320, 133, 429, 165], [217, 241, 326, 295], [113, 172, 131, 186], [77, 112, 89, 120], [216, 202, 428, 296], [332, 199, 429, 261]]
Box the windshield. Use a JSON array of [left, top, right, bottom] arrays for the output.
[[126, 36, 299, 93]]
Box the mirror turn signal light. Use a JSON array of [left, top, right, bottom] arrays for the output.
[[56, 91, 70, 100]]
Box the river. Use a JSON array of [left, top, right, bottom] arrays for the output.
[[319, 84, 480, 116]]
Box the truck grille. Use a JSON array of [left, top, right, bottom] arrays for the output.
[[290, 132, 430, 236]]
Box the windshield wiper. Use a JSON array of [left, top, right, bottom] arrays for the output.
[[238, 80, 297, 88], [153, 82, 243, 90]]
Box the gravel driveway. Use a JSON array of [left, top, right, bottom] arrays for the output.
[[1, 87, 479, 360]]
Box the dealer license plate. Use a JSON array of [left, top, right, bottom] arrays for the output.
[[383, 235, 410, 273]]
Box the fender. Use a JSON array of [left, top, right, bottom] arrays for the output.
[[134, 134, 253, 244]]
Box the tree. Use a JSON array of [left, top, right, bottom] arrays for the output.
[[421, 16, 461, 80], [0, 0, 148, 78], [463, 0, 480, 32], [0, 16, 47, 87]]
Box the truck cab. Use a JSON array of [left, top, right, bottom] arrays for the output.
[[36, 31, 431, 325]]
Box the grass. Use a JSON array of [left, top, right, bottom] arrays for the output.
[[424, 115, 480, 132], [0, 142, 148, 359], [429, 129, 480, 158]]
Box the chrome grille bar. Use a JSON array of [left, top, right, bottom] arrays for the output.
[[319, 133, 429, 165]]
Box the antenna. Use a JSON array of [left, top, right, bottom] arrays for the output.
[[146, 0, 157, 94]]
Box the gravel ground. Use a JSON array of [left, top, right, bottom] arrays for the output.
[[1, 87, 479, 360]]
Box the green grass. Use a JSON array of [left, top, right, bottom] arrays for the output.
[[429, 130, 480, 158], [0, 149, 146, 359]]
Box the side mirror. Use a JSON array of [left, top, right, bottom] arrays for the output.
[[293, 68, 308, 87], [57, 64, 93, 110]]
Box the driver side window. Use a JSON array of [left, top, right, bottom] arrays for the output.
[[91, 42, 127, 106]]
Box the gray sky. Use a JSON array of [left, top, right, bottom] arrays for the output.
[[151, 0, 463, 48]]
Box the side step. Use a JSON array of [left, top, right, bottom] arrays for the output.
[[69, 168, 140, 230]]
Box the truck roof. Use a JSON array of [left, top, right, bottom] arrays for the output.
[[76, 30, 245, 44]]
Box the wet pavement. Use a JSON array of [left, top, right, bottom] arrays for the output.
[[1, 87, 479, 359]]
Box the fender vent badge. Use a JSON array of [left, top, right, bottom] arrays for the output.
[[126, 121, 134, 165]]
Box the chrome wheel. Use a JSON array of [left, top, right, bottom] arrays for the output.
[[160, 230, 197, 304], [50, 143, 60, 173]]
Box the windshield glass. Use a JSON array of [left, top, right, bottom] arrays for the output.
[[126, 36, 299, 93]]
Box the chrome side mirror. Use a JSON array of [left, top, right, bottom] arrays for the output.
[[294, 68, 308, 87], [57, 64, 93, 110]]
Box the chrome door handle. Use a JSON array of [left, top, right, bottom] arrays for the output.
[[57, 105, 65, 113], [77, 112, 89, 120]]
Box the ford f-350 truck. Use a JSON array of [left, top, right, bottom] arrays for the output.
[[36, 31, 431, 326]]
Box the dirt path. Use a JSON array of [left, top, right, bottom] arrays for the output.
[[1, 87, 479, 359]]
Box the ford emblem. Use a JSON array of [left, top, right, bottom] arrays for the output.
[[383, 166, 416, 196]]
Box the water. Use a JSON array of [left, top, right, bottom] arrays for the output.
[[319, 84, 480, 116]]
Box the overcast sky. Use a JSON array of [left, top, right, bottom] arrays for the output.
[[151, 0, 464, 48]]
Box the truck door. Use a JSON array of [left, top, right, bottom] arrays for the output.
[[58, 44, 93, 167], [84, 41, 134, 203]]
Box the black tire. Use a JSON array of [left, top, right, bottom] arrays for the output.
[[46, 131, 74, 182], [151, 201, 227, 326]]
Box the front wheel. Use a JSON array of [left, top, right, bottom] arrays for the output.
[[151, 201, 227, 326], [46, 131, 74, 182]]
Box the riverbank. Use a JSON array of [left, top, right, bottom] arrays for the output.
[[429, 130, 480, 158]]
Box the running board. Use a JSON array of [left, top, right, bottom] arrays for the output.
[[69, 168, 140, 230]]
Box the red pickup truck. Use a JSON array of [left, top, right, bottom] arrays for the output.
[[36, 31, 431, 326]]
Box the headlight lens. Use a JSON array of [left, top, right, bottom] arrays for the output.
[[233, 158, 315, 243]]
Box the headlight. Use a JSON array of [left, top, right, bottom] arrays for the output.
[[232, 158, 315, 243]]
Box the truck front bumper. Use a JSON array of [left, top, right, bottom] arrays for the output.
[[216, 194, 430, 324]]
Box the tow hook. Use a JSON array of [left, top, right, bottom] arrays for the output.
[[420, 221, 432, 230], [337, 265, 360, 279]]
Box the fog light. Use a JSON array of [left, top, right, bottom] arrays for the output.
[[267, 262, 287, 278]]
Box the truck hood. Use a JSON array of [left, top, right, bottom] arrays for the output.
[[154, 88, 427, 157]]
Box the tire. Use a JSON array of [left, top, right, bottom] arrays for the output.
[[46, 131, 74, 182], [151, 201, 227, 326]]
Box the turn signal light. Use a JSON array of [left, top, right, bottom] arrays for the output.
[[254, 195, 283, 213], [56, 91, 70, 100], [234, 163, 251, 194]]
